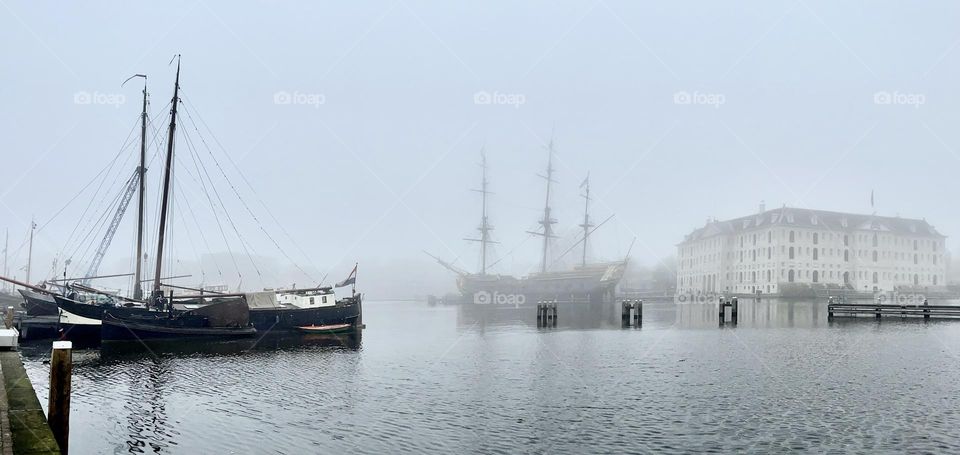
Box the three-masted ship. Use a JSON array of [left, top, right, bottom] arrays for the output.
[[433, 143, 628, 305]]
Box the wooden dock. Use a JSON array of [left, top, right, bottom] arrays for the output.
[[0, 351, 60, 454], [828, 300, 960, 319]]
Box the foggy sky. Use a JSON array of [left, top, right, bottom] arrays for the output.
[[2, 1, 960, 297]]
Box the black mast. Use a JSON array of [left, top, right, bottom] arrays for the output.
[[152, 58, 180, 298], [579, 173, 592, 268], [126, 74, 149, 300], [465, 148, 495, 275]]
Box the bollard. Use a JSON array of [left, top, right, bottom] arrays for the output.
[[719, 298, 725, 325], [636, 300, 643, 326], [4, 306, 13, 329], [48, 340, 72, 453]]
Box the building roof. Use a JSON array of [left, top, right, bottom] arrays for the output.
[[680, 207, 945, 244]]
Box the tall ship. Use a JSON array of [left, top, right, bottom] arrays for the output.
[[432, 143, 628, 305]]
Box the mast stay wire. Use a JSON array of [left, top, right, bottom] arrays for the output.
[[178, 123, 257, 283], [180, 95, 319, 282], [173, 178, 225, 283]]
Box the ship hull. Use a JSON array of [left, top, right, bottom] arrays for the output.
[[19, 290, 59, 316], [457, 262, 626, 305], [248, 296, 362, 332], [101, 315, 257, 341]]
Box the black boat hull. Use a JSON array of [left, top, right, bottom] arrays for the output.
[[101, 314, 257, 342], [249, 297, 362, 332], [19, 290, 59, 316]]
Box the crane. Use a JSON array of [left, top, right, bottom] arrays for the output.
[[82, 169, 141, 285]]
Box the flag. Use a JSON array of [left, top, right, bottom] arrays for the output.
[[336, 264, 358, 288]]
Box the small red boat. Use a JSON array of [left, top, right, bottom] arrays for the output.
[[296, 323, 354, 334]]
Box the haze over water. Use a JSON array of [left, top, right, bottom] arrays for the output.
[[19, 300, 960, 453]]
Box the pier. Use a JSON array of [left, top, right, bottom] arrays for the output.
[[0, 351, 60, 454], [827, 298, 960, 319]]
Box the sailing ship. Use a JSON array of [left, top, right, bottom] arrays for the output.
[[49, 59, 362, 341], [432, 143, 628, 305]]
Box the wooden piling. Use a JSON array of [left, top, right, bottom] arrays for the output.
[[719, 298, 725, 326], [48, 341, 72, 453], [551, 301, 558, 327], [621, 300, 630, 326], [875, 298, 882, 319], [635, 300, 642, 326], [924, 299, 930, 319]]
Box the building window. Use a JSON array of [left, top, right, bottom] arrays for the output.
[[844, 235, 849, 246], [768, 231, 772, 243], [872, 251, 878, 262], [813, 233, 818, 245], [844, 250, 849, 262], [790, 231, 795, 243], [872, 233, 878, 247], [813, 249, 819, 261], [789, 247, 795, 259], [788, 270, 795, 282], [914, 274, 919, 286], [913, 240, 918, 251], [813, 271, 819, 283], [873, 272, 878, 284], [914, 254, 918, 265], [767, 247, 771, 259]]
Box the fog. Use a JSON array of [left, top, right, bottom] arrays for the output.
[[2, 1, 960, 298]]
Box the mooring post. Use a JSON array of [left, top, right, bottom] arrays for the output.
[[4, 305, 13, 329], [636, 299, 643, 326], [924, 298, 930, 319], [536, 301, 543, 327], [875, 297, 882, 319], [731, 297, 739, 324], [551, 301, 558, 327], [621, 300, 630, 326], [48, 340, 72, 453], [719, 297, 725, 325]]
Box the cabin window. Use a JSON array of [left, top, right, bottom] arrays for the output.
[[322, 296, 328, 304], [309, 297, 315, 305]]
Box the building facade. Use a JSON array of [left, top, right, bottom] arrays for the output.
[[676, 206, 947, 296]]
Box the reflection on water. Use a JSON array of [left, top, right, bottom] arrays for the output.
[[18, 301, 960, 453]]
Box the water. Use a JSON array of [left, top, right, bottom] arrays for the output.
[[19, 299, 960, 453]]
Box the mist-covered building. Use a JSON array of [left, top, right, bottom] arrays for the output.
[[676, 205, 947, 296]]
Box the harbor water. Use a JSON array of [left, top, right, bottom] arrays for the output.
[[18, 299, 960, 453]]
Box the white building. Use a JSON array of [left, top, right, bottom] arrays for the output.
[[676, 206, 947, 296]]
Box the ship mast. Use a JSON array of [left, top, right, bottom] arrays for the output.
[[2, 229, 7, 292], [528, 140, 557, 274], [26, 219, 34, 285], [465, 148, 495, 275], [152, 58, 180, 299], [579, 173, 592, 267], [127, 74, 149, 300]]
